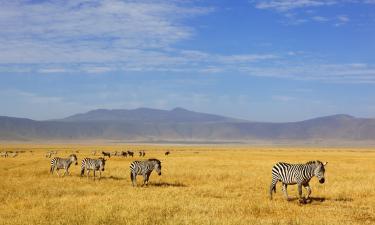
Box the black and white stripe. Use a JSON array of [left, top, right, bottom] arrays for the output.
[[50, 154, 78, 176], [80, 157, 106, 179], [269, 160, 327, 201], [130, 158, 162, 187]]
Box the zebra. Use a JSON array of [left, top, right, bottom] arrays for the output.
[[8, 152, 18, 158], [80, 157, 106, 180], [130, 158, 162, 187], [127, 151, 134, 157], [102, 151, 111, 158], [50, 154, 78, 177], [46, 150, 57, 158], [269, 160, 328, 202], [0, 151, 8, 158], [165, 151, 170, 156]]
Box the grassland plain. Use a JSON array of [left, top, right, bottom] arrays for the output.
[[0, 144, 375, 225]]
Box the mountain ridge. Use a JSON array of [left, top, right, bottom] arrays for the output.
[[1, 108, 375, 144]]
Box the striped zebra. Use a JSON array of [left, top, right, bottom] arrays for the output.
[[269, 160, 328, 201], [130, 158, 162, 187], [80, 157, 106, 180], [50, 154, 78, 177]]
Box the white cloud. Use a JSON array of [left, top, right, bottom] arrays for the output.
[[254, 0, 337, 11], [311, 16, 329, 22], [0, 0, 279, 74], [240, 63, 375, 83]]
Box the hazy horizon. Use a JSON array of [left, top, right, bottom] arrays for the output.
[[1, 0, 374, 122]]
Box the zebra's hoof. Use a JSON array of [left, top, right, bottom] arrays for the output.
[[299, 198, 307, 204]]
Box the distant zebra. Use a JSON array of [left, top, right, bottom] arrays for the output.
[[0, 151, 8, 158], [165, 151, 170, 156], [102, 151, 111, 158], [130, 159, 162, 187], [80, 157, 106, 180], [127, 151, 134, 157], [46, 150, 57, 158], [269, 160, 328, 201], [139, 151, 145, 157], [50, 154, 78, 177], [8, 152, 18, 158]]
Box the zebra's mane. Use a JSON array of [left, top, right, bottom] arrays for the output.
[[148, 158, 161, 164], [306, 160, 322, 165]]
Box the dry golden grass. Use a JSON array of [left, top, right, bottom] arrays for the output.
[[1, 144, 375, 225]]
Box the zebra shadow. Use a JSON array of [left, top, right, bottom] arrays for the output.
[[99, 176, 126, 181], [148, 182, 187, 187], [287, 197, 327, 204]]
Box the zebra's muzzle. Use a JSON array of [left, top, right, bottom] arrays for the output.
[[319, 178, 325, 184]]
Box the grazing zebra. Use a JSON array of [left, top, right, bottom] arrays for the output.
[[0, 151, 8, 158], [127, 151, 134, 157], [46, 151, 57, 158], [102, 151, 111, 158], [130, 158, 162, 187], [269, 160, 328, 201], [80, 157, 106, 180], [50, 154, 78, 177], [8, 152, 18, 158], [165, 151, 170, 156]]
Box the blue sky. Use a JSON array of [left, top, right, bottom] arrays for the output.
[[0, 0, 375, 122]]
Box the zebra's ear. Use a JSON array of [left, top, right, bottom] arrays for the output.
[[323, 161, 328, 166]]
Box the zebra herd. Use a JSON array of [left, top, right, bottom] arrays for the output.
[[1, 151, 21, 158], [49, 152, 164, 186], [2, 149, 327, 201], [100, 150, 136, 158]]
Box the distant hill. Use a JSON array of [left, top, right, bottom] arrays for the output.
[[1, 108, 375, 144], [62, 107, 240, 123]]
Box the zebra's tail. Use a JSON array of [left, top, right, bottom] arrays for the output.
[[269, 177, 278, 200], [130, 171, 134, 182]]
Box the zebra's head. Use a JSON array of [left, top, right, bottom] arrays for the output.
[[70, 154, 78, 165], [99, 157, 106, 171], [313, 161, 327, 183], [149, 158, 162, 175]]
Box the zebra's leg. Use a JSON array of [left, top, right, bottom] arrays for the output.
[[93, 170, 96, 180], [99, 171, 101, 180], [303, 183, 312, 199], [297, 183, 306, 203], [87, 170, 90, 179], [269, 178, 278, 200], [145, 173, 151, 186], [131, 172, 137, 187], [56, 169, 60, 177], [142, 173, 147, 187], [282, 184, 289, 200]]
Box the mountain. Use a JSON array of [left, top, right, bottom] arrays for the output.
[[62, 107, 240, 123], [1, 108, 375, 144]]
